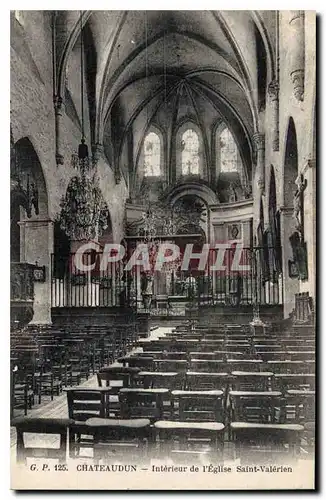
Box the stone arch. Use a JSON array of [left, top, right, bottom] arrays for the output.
[[165, 181, 218, 207], [11, 136, 49, 262]]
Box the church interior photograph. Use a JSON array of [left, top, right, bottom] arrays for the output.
[[10, 10, 316, 487]]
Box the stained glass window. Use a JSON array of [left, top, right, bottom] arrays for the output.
[[181, 129, 200, 175], [144, 132, 161, 176], [220, 128, 238, 172]]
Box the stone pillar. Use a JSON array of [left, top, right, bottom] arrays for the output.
[[268, 80, 280, 151], [54, 96, 65, 165], [252, 133, 265, 237], [253, 133, 265, 195], [19, 218, 54, 324], [279, 207, 299, 318], [289, 11, 305, 102], [91, 143, 104, 167]]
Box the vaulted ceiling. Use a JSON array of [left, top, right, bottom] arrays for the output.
[[56, 10, 276, 184]]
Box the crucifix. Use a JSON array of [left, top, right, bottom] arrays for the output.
[[293, 173, 307, 240], [289, 173, 308, 281]]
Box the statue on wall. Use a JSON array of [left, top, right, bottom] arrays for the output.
[[228, 182, 237, 203], [293, 174, 307, 237], [289, 174, 308, 281]]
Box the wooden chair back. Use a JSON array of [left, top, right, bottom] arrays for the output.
[[12, 417, 73, 464]]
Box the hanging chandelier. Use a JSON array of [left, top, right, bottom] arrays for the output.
[[59, 11, 109, 242]]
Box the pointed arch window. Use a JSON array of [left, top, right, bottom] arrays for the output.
[[181, 129, 200, 175], [219, 128, 238, 172], [143, 132, 161, 177]]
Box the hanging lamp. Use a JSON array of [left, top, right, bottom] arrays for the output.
[[59, 11, 109, 241]]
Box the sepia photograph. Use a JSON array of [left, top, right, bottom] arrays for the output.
[[9, 8, 316, 491]]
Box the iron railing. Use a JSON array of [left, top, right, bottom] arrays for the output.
[[51, 247, 283, 309]]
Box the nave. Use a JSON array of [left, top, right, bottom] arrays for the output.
[[11, 321, 315, 467]]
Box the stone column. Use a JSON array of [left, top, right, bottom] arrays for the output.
[[289, 11, 305, 102], [253, 133, 265, 195], [252, 133, 265, 238], [268, 80, 280, 151], [91, 143, 104, 167], [19, 218, 54, 324], [54, 96, 65, 165], [279, 206, 299, 318]]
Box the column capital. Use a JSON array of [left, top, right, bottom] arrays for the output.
[[18, 217, 54, 228], [290, 69, 305, 102], [289, 10, 304, 25], [252, 133, 265, 151]]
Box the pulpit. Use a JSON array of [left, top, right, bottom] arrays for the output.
[[10, 262, 36, 329]]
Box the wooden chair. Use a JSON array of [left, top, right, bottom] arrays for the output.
[[230, 422, 304, 464], [188, 352, 217, 360], [154, 420, 225, 464], [154, 359, 189, 373], [229, 390, 282, 424], [161, 351, 188, 360], [282, 390, 315, 424], [85, 417, 152, 463], [117, 356, 154, 371], [12, 417, 73, 464], [190, 359, 227, 373], [11, 367, 35, 417], [66, 387, 111, 457], [287, 351, 315, 362], [171, 390, 225, 423], [34, 369, 63, 404], [256, 351, 287, 362], [96, 368, 140, 415], [227, 359, 263, 373], [267, 360, 307, 374], [185, 371, 229, 391], [230, 371, 273, 392], [119, 388, 170, 421], [136, 370, 183, 389], [274, 374, 315, 392], [138, 350, 165, 359]]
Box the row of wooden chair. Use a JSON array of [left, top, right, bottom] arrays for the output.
[[10, 322, 140, 418], [12, 414, 307, 465]]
